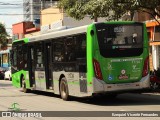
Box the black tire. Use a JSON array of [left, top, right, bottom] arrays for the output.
[[22, 76, 29, 93], [60, 78, 69, 101]]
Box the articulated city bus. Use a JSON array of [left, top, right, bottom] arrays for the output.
[[11, 21, 150, 100]]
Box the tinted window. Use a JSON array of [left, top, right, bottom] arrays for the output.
[[52, 33, 86, 72], [96, 23, 143, 58], [35, 43, 44, 70], [12, 46, 17, 67], [53, 40, 65, 62]]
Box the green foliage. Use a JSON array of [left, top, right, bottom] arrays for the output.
[[137, 0, 160, 18], [58, 0, 86, 20], [0, 23, 9, 47], [58, 0, 111, 21], [84, 0, 111, 20], [58, 0, 160, 22], [111, 0, 136, 20], [113, 0, 160, 19]]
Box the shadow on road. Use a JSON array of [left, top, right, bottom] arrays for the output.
[[31, 90, 61, 99], [70, 93, 160, 106], [3, 80, 160, 106], [30, 90, 160, 106], [2, 87, 160, 106]]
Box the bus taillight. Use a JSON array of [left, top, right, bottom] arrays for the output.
[[142, 56, 149, 77], [93, 59, 103, 80]]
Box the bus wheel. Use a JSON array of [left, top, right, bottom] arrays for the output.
[[60, 78, 69, 101], [22, 77, 29, 93]]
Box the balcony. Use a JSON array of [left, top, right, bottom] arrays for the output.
[[41, 1, 58, 10], [23, 1, 30, 11]]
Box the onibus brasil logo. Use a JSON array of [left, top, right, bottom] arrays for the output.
[[8, 102, 20, 111]]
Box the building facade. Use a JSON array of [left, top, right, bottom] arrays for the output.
[[23, 0, 41, 21], [23, 0, 57, 21], [12, 22, 40, 40], [146, 20, 160, 71], [40, 7, 106, 34]]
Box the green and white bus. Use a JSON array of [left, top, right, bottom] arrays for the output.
[[11, 21, 150, 100]]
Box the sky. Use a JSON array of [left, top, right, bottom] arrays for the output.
[[0, 0, 23, 35]]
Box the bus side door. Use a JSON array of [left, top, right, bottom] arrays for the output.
[[44, 42, 53, 90]]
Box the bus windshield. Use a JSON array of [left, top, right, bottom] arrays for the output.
[[96, 23, 143, 58]]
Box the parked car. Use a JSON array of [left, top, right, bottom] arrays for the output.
[[0, 67, 8, 80], [4, 67, 11, 81]]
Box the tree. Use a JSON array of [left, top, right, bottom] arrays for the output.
[[58, 0, 160, 22], [58, 0, 112, 22], [110, 0, 136, 21], [137, 0, 160, 24], [0, 23, 8, 48], [113, 0, 160, 22]]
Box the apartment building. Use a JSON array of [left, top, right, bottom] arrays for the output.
[[23, 0, 56, 21], [23, 0, 41, 21], [40, 8, 106, 34]]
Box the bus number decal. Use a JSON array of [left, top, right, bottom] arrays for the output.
[[114, 26, 124, 33]]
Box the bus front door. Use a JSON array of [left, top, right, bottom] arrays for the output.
[[44, 43, 53, 90]]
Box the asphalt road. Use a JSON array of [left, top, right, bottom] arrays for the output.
[[0, 80, 160, 120]]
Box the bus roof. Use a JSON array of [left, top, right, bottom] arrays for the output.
[[13, 21, 144, 44], [29, 25, 88, 43], [13, 38, 29, 44]]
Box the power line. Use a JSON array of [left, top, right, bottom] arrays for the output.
[[0, 2, 23, 5], [0, 12, 64, 15], [0, 2, 56, 5], [0, 7, 23, 9], [0, 1, 58, 10], [0, 3, 21, 5]]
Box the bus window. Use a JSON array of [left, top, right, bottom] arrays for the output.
[[65, 36, 76, 62], [22, 45, 28, 69], [11, 46, 18, 72], [13, 47, 17, 67], [53, 40, 65, 62], [35, 43, 44, 70], [96, 23, 143, 57], [75, 34, 86, 72], [75, 34, 86, 59], [18, 46, 24, 70]]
